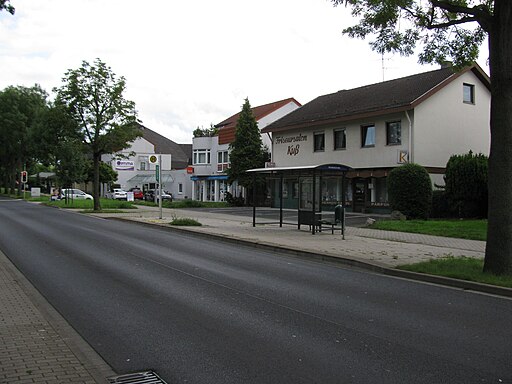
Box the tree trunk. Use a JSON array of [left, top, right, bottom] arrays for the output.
[[483, 0, 512, 275], [93, 153, 102, 211]]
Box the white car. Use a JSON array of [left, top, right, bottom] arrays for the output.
[[60, 188, 93, 200], [108, 188, 128, 200]]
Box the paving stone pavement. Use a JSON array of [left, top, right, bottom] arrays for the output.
[[0, 250, 115, 384]]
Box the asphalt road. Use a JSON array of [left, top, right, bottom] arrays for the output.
[[0, 198, 511, 383]]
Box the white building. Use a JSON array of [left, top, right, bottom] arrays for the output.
[[104, 125, 193, 199], [261, 64, 491, 213], [190, 98, 301, 201]]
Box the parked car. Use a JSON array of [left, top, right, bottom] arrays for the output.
[[60, 188, 93, 200], [107, 188, 128, 200], [128, 188, 144, 200], [144, 189, 173, 202]]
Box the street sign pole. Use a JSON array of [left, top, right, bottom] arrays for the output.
[[158, 154, 162, 219]]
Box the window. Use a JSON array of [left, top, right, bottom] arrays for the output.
[[217, 150, 229, 172], [361, 125, 375, 147], [334, 129, 346, 150], [193, 149, 211, 165], [139, 155, 148, 170], [463, 83, 475, 104], [178, 183, 183, 194], [314, 132, 325, 152], [386, 121, 401, 145]]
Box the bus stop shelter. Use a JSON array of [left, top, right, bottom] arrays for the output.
[[246, 163, 352, 235]]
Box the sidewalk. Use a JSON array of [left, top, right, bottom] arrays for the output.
[[101, 206, 486, 269], [0, 204, 504, 384], [0, 250, 115, 383]]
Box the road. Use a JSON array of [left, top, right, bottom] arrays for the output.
[[0, 198, 511, 383]]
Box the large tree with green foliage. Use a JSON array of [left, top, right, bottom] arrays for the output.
[[226, 98, 269, 197], [54, 58, 141, 210], [0, 85, 48, 192], [32, 104, 88, 187], [332, 1, 511, 275], [0, 0, 14, 14]]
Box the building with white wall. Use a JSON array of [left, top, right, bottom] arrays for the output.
[[104, 125, 192, 199], [190, 98, 301, 201], [261, 64, 491, 213]]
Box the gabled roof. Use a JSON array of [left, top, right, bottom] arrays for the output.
[[140, 125, 190, 169], [262, 64, 490, 133], [216, 97, 301, 145]]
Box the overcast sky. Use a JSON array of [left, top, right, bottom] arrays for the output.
[[0, 0, 489, 143]]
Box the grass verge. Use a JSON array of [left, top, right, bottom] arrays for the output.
[[169, 217, 202, 226], [370, 219, 487, 241], [45, 198, 137, 210], [397, 256, 512, 288]]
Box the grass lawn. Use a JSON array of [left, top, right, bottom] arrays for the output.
[[398, 257, 512, 288], [370, 219, 487, 241], [45, 198, 136, 210]]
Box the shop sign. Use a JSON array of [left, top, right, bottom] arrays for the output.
[[275, 134, 308, 157], [115, 160, 135, 171]]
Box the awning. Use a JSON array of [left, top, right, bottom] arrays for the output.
[[190, 175, 229, 181], [246, 163, 352, 174], [127, 173, 174, 184]]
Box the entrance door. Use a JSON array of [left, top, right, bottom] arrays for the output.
[[353, 178, 367, 213]]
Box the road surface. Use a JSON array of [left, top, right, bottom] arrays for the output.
[[0, 198, 511, 383]]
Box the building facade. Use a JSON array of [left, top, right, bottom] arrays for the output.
[[190, 98, 301, 201], [262, 64, 491, 213], [104, 125, 193, 199]]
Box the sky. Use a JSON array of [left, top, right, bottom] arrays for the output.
[[0, 0, 489, 144]]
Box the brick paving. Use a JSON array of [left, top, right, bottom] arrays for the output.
[[0, 251, 114, 384]]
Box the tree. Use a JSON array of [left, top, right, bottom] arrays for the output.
[[226, 98, 268, 200], [331, 1, 511, 275], [0, 85, 48, 192], [193, 124, 218, 138], [54, 58, 141, 210], [0, 0, 15, 15], [85, 160, 118, 185], [388, 163, 433, 219], [445, 151, 488, 218]]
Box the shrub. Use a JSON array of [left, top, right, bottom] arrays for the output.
[[387, 163, 433, 219], [225, 191, 245, 206], [169, 217, 202, 226], [444, 151, 488, 218], [430, 189, 453, 218]]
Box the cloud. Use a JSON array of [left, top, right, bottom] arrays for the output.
[[1, 0, 489, 144]]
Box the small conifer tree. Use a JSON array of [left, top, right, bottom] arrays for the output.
[[226, 98, 268, 196]]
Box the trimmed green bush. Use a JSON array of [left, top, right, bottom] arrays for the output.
[[387, 163, 433, 219], [430, 189, 453, 218], [444, 151, 488, 218]]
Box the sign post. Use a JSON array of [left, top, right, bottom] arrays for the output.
[[158, 155, 162, 219], [21, 170, 28, 199]]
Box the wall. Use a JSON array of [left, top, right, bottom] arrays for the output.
[[413, 71, 490, 167], [271, 112, 409, 169], [258, 101, 301, 150]]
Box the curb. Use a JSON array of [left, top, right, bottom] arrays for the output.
[[109, 217, 512, 299]]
